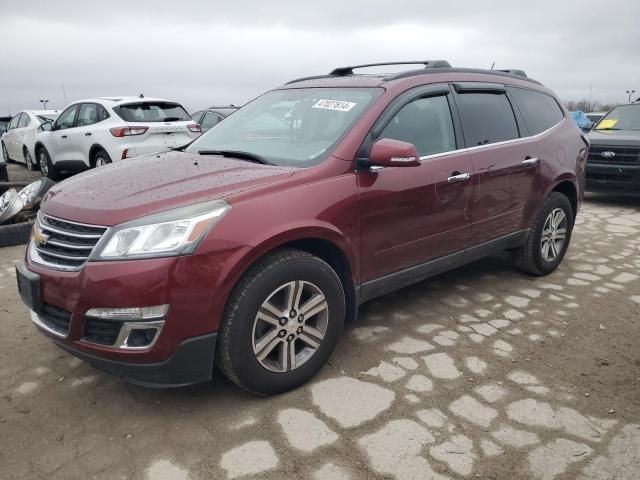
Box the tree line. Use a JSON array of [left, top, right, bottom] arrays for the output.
[[563, 99, 618, 113]]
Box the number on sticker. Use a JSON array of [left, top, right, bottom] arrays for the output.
[[312, 99, 357, 112]]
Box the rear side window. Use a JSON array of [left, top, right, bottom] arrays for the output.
[[456, 93, 519, 147], [378, 95, 456, 156], [115, 102, 190, 123], [509, 87, 564, 135], [18, 113, 30, 128], [77, 104, 99, 127]]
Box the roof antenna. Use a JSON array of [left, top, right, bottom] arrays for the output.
[[139, 93, 144, 98], [490, 62, 495, 70]]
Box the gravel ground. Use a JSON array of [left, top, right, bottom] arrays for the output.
[[0, 194, 638, 480], [4, 162, 44, 183]]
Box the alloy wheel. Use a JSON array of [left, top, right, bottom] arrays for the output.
[[95, 156, 108, 167], [24, 150, 33, 169], [39, 151, 49, 176], [252, 280, 329, 373], [541, 208, 567, 262]]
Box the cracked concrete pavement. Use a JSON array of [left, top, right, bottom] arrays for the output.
[[0, 194, 639, 479]]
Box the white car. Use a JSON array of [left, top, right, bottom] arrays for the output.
[[34, 97, 201, 180], [2, 110, 60, 170]]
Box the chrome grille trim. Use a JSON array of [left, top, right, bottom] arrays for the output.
[[30, 212, 109, 271]]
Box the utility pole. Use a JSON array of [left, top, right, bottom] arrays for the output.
[[39, 99, 49, 110], [626, 89, 636, 103]]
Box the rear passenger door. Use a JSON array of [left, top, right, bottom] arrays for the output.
[[453, 84, 539, 244]]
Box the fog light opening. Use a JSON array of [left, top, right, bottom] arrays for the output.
[[126, 328, 158, 348]]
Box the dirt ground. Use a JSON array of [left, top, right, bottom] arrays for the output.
[[0, 188, 638, 480]]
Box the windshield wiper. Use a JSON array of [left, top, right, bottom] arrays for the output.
[[198, 150, 274, 165], [595, 127, 621, 131]]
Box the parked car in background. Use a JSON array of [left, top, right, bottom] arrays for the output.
[[0, 116, 11, 135], [17, 61, 587, 394], [34, 97, 201, 180], [2, 110, 59, 170], [586, 111, 606, 125], [569, 110, 594, 132], [586, 102, 640, 194], [190, 105, 239, 132]]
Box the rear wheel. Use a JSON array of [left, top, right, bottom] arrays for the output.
[[23, 147, 36, 171], [217, 249, 345, 395], [512, 192, 574, 275], [38, 148, 61, 180], [93, 149, 112, 168]]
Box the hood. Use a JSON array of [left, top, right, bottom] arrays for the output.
[[42, 152, 295, 225], [588, 129, 640, 145]]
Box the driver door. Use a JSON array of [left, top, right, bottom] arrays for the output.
[[357, 86, 474, 284], [49, 104, 79, 162]]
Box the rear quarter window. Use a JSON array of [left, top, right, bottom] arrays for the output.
[[114, 102, 191, 123], [508, 87, 564, 135]]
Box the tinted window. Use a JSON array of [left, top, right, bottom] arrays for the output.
[[115, 102, 191, 122], [56, 105, 79, 130], [456, 93, 519, 146], [201, 111, 221, 130], [77, 104, 99, 127], [18, 113, 30, 128], [378, 95, 456, 156], [509, 88, 563, 135]]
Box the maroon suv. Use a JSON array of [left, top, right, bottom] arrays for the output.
[[16, 61, 587, 394]]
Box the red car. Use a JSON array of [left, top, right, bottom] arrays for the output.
[[16, 61, 588, 394]]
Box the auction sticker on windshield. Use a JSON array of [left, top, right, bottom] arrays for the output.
[[597, 119, 618, 129], [312, 99, 357, 112]]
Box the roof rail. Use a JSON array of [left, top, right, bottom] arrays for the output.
[[495, 69, 528, 78], [329, 60, 451, 76], [208, 105, 238, 109]]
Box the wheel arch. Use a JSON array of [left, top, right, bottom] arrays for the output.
[[550, 179, 578, 220], [88, 144, 107, 167]]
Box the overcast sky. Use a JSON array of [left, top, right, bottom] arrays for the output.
[[1, 1, 639, 115]]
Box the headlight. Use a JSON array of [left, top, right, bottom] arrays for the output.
[[92, 199, 230, 260]]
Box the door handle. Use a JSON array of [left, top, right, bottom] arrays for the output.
[[447, 172, 470, 183], [522, 157, 539, 166], [61, 135, 67, 139], [85, 132, 92, 136]]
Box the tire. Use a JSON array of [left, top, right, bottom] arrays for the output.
[[23, 147, 36, 171], [38, 147, 62, 181], [2, 142, 11, 163], [512, 192, 574, 276], [217, 249, 345, 395], [93, 149, 112, 168]]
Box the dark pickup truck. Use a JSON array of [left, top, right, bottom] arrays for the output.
[[586, 103, 640, 195]]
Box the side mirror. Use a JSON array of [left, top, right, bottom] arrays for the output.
[[40, 122, 53, 132], [365, 138, 420, 170]]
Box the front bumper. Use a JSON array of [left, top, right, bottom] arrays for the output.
[[17, 243, 250, 386], [585, 163, 640, 194]]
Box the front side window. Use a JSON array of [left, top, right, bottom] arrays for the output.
[[18, 113, 30, 128], [595, 104, 640, 131], [378, 95, 456, 156], [114, 102, 191, 123], [77, 104, 99, 127], [8, 114, 21, 130], [509, 87, 564, 135], [55, 105, 79, 130], [456, 93, 519, 147], [185, 87, 383, 167]]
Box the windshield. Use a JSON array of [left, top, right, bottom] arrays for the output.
[[595, 105, 640, 130], [185, 87, 382, 167], [115, 102, 191, 123]]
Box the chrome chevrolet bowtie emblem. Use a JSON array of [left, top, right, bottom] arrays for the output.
[[601, 151, 616, 158], [33, 226, 49, 246]]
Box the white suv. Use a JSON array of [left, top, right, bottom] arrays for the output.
[[34, 97, 201, 180], [2, 110, 60, 170]]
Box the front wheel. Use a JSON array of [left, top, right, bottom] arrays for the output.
[[38, 148, 62, 180], [217, 249, 345, 395], [512, 192, 574, 276]]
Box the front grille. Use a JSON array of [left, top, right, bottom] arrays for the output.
[[586, 172, 633, 183], [33, 213, 108, 270], [588, 145, 640, 165], [83, 318, 122, 345], [39, 304, 72, 336]]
